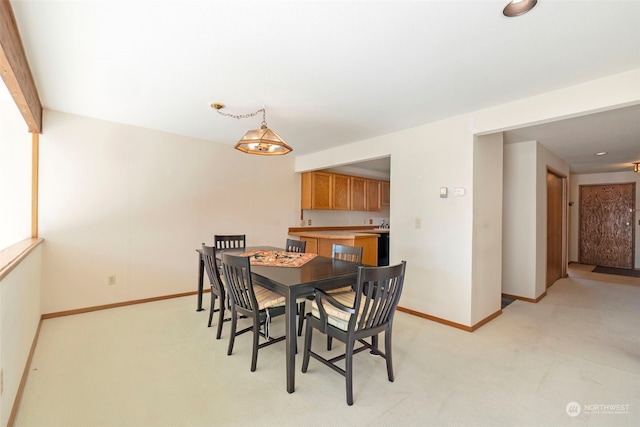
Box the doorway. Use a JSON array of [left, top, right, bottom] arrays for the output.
[[546, 168, 567, 288], [579, 183, 636, 268]]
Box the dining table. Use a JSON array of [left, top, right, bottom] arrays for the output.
[[195, 245, 361, 393]]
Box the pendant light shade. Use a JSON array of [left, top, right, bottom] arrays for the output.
[[235, 124, 292, 155]]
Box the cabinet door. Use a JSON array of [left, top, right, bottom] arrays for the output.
[[351, 176, 366, 211], [366, 179, 381, 211], [332, 174, 351, 210], [311, 171, 332, 209], [301, 237, 318, 254], [381, 181, 390, 206]]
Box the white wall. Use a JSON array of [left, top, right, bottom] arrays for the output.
[[502, 141, 537, 298], [0, 245, 42, 427], [0, 96, 32, 250], [502, 141, 570, 299], [300, 207, 389, 228], [296, 69, 640, 327], [570, 171, 640, 268], [471, 133, 504, 323], [38, 110, 298, 314]]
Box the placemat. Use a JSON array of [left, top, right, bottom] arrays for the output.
[[240, 250, 317, 268]]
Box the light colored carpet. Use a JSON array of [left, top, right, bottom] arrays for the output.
[[14, 272, 640, 426]]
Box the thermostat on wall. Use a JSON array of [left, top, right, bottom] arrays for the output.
[[453, 187, 466, 197]]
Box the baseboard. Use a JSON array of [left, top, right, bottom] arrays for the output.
[[41, 290, 201, 319], [7, 319, 42, 427], [397, 306, 502, 332], [501, 292, 546, 303]]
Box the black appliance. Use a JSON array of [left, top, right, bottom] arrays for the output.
[[377, 232, 389, 266]]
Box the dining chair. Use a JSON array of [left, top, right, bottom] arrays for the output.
[[284, 238, 310, 336], [285, 238, 306, 253], [331, 244, 363, 263], [214, 234, 246, 250], [301, 261, 407, 405], [297, 243, 364, 337], [221, 252, 286, 372], [201, 243, 229, 339]]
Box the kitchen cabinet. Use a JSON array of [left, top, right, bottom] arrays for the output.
[[302, 171, 384, 212], [382, 181, 390, 206], [350, 176, 366, 211], [366, 179, 381, 211], [332, 173, 351, 210], [301, 171, 332, 210], [291, 231, 379, 266]]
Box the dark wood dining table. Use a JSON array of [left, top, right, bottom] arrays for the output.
[[195, 246, 360, 393]]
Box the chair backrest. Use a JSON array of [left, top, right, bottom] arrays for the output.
[[221, 253, 257, 312], [351, 261, 406, 332], [201, 243, 225, 296], [214, 234, 246, 250], [331, 244, 363, 264], [285, 238, 306, 253]]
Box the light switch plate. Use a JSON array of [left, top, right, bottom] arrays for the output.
[[440, 187, 448, 198]]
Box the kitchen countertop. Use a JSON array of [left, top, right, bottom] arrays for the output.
[[289, 230, 383, 239]]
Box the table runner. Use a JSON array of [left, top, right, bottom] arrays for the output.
[[240, 250, 317, 268]]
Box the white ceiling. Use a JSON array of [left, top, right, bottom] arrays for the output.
[[8, 0, 640, 174]]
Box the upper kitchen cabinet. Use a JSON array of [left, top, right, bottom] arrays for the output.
[[302, 171, 387, 212], [301, 171, 332, 209], [366, 179, 381, 211], [382, 181, 390, 206], [350, 176, 366, 211], [332, 173, 351, 210]]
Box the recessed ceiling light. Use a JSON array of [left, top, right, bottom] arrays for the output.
[[594, 152, 608, 156], [503, 0, 538, 17]]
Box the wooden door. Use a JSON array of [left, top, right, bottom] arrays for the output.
[[579, 183, 635, 268], [546, 170, 565, 287]]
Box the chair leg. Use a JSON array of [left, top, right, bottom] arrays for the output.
[[301, 316, 313, 373], [297, 301, 305, 336], [371, 333, 379, 350], [345, 338, 355, 406], [327, 336, 333, 351], [385, 327, 394, 382], [215, 298, 225, 340], [227, 308, 237, 356], [251, 320, 260, 372], [208, 293, 216, 327]]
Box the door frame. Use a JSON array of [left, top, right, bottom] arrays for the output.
[[546, 167, 568, 287], [578, 182, 636, 268]]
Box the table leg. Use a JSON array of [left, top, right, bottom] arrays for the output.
[[196, 253, 204, 312], [285, 291, 296, 393]]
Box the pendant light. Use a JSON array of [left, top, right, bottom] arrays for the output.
[[211, 103, 292, 156]]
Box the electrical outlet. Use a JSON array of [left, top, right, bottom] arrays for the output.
[[369, 219, 373, 224], [108, 275, 116, 285], [307, 219, 312, 226]]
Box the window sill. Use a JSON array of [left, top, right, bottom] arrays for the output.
[[0, 238, 44, 281]]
